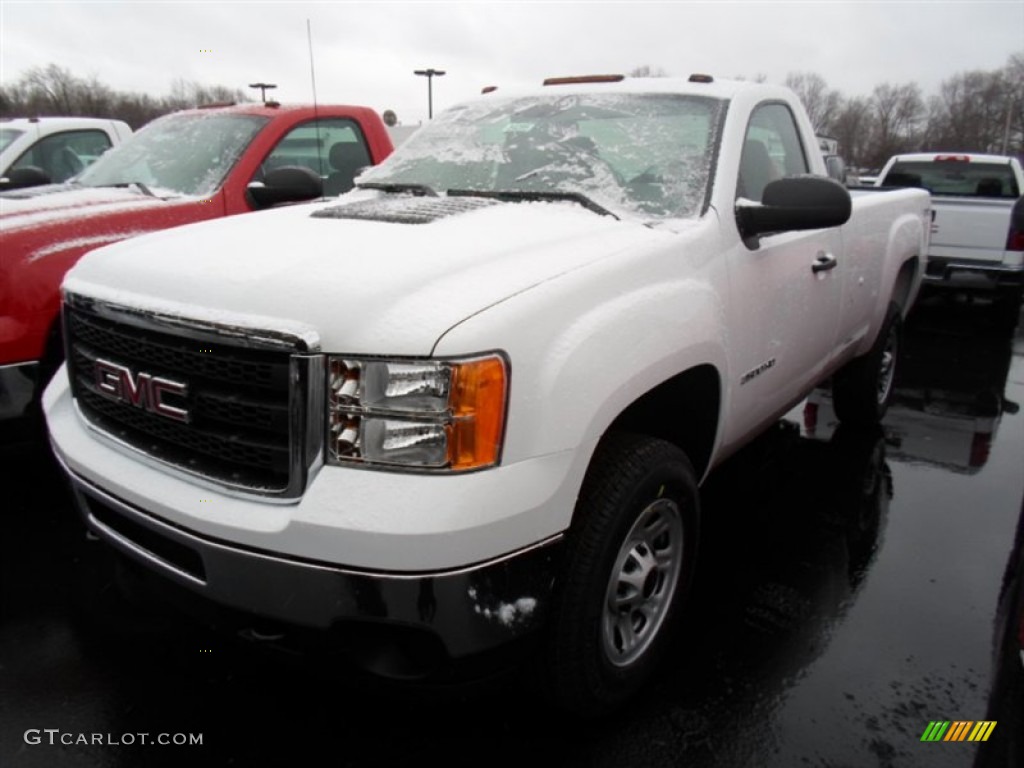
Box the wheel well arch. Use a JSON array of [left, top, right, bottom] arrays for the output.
[[890, 256, 920, 314], [605, 364, 721, 480]]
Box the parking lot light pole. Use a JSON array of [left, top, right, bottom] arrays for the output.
[[248, 82, 277, 103], [413, 68, 446, 119]]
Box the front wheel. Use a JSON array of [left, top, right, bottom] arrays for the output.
[[545, 433, 700, 716], [832, 302, 902, 425]]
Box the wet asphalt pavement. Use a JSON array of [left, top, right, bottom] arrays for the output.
[[1, 293, 1022, 768]]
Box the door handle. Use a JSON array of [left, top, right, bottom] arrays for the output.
[[812, 252, 838, 273]]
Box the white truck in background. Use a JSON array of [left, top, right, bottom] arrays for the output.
[[45, 74, 930, 715], [876, 152, 1024, 326], [0, 116, 132, 190], [817, 135, 849, 185]]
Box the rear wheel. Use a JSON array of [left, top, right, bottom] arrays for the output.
[[545, 433, 699, 716], [993, 288, 1022, 332], [832, 302, 902, 425]]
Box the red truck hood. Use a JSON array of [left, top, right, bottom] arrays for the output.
[[1, 185, 221, 269], [1, 185, 218, 365], [1, 186, 177, 243]]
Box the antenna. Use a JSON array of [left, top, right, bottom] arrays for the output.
[[307, 19, 325, 192]]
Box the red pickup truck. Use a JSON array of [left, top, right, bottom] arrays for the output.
[[0, 102, 393, 425]]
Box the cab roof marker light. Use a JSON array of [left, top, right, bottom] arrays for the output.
[[688, 74, 714, 83], [543, 75, 625, 86]]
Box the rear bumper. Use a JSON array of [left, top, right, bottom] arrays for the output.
[[57, 452, 562, 679], [923, 258, 1024, 292], [0, 360, 39, 421]]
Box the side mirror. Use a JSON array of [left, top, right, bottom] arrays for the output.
[[247, 166, 323, 209], [823, 155, 846, 183], [736, 176, 851, 245], [0, 166, 53, 191]]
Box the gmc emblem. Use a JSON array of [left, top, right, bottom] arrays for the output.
[[93, 359, 190, 423]]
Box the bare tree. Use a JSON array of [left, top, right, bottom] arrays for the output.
[[867, 82, 925, 167], [23, 64, 78, 113], [0, 65, 251, 128], [925, 69, 1010, 153], [830, 96, 873, 168], [785, 72, 842, 134], [1001, 52, 1024, 155]]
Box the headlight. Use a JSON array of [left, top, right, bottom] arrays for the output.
[[327, 354, 507, 471]]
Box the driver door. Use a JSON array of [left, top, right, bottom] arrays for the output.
[[725, 102, 844, 442]]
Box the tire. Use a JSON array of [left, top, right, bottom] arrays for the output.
[[545, 433, 700, 716], [832, 302, 902, 426], [993, 289, 1022, 332]]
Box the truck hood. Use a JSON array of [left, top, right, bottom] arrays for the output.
[[65, 192, 671, 355], [0, 185, 206, 266], [0, 185, 171, 231]]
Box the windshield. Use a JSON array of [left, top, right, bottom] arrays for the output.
[[0, 128, 24, 155], [359, 92, 725, 219], [75, 112, 268, 197]]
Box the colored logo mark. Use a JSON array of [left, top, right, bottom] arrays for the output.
[[920, 721, 997, 742]]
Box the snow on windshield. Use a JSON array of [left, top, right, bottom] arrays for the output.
[[75, 112, 268, 198], [359, 92, 724, 219]]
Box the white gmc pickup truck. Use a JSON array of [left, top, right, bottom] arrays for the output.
[[44, 74, 930, 714]]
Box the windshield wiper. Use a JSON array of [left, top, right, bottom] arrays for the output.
[[106, 181, 157, 197], [355, 181, 438, 197], [446, 188, 619, 220]]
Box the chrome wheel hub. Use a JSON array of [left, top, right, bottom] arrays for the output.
[[602, 498, 685, 667]]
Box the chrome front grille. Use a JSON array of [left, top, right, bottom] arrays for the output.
[[64, 294, 323, 499]]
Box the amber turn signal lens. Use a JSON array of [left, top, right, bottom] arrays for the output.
[[449, 356, 507, 470]]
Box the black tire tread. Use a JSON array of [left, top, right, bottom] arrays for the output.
[[545, 432, 699, 716], [833, 302, 902, 425]]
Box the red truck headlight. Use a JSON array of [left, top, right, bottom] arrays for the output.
[[326, 354, 507, 471]]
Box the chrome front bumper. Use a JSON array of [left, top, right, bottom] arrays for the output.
[[56, 451, 562, 679]]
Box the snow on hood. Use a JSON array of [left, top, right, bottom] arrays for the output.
[[28, 230, 155, 263], [0, 186, 182, 233], [64, 193, 663, 355]]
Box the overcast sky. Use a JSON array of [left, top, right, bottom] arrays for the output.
[[2, 1, 1022, 125]]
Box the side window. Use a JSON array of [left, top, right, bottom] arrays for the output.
[[258, 119, 371, 196], [737, 103, 809, 202], [11, 129, 113, 183]]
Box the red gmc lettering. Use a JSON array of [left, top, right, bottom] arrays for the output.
[[93, 359, 189, 422]]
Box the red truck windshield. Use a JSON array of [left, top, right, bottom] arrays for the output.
[[75, 112, 268, 198], [883, 161, 1021, 199]]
